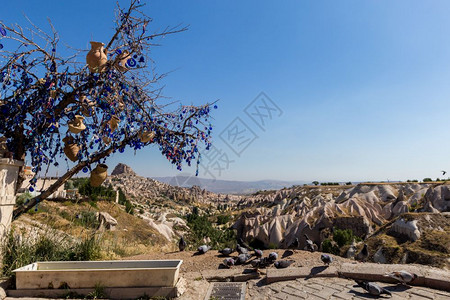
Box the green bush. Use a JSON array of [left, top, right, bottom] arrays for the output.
[[321, 239, 340, 255], [423, 178, 433, 182], [333, 228, 357, 247], [77, 178, 115, 201], [185, 213, 236, 250], [216, 215, 231, 225], [332, 227, 361, 249], [125, 200, 134, 215]]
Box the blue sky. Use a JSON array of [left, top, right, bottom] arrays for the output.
[[3, 0, 450, 182]]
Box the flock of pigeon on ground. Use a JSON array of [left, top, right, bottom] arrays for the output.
[[178, 235, 420, 298]]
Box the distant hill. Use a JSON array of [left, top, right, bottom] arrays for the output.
[[151, 175, 307, 194]]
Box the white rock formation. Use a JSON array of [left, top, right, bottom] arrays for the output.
[[390, 218, 421, 241]]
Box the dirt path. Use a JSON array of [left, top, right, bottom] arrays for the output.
[[126, 249, 351, 273]]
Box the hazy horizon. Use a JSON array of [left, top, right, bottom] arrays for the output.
[[5, 0, 450, 183]]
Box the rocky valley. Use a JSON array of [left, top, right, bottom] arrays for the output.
[[11, 163, 450, 271]]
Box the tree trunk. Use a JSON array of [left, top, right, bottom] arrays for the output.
[[12, 143, 118, 220]]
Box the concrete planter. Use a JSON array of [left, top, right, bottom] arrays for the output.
[[13, 260, 183, 290]]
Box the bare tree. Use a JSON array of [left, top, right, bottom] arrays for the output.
[[0, 0, 216, 219]]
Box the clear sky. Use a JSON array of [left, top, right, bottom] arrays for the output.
[[3, 0, 450, 182]]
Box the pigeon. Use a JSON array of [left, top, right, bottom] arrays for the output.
[[178, 236, 187, 252], [288, 238, 300, 250], [274, 260, 294, 269], [235, 253, 252, 265], [223, 257, 235, 268], [384, 270, 418, 285], [219, 248, 234, 256], [254, 249, 263, 258], [355, 280, 392, 297], [346, 244, 356, 259], [321, 254, 333, 265], [281, 249, 294, 258], [304, 234, 317, 252], [268, 252, 278, 262], [250, 259, 262, 268], [236, 244, 249, 255], [355, 244, 369, 262], [197, 245, 210, 254], [251, 257, 273, 269]]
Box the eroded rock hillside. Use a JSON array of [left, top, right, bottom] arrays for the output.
[[104, 163, 241, 241], [101, 164, 449, 268], [232, 183, 450, 268]]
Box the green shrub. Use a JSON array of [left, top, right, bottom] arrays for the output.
[[332, 227, 361, 248], [216, 215, 231, 225], [125, 201, 134, 215], [185, 213, 236, 250], [321, 239, 340, 255], [423, 178, 433, 182], [77, 179, 115, 202], [333, 228, 355, 247], [118, 188, 127, 205]]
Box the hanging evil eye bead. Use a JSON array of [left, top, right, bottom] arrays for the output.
[[82, 167, 89, 173], [0, 27, 6, 37], [126, 58, 137, 68]]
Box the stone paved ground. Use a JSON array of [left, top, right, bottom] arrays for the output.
[[246, 277, 450, 300]]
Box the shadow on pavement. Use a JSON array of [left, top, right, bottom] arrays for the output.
[[305, 265, 329, 280]]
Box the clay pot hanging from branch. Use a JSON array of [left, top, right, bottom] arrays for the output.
[[102, 136, 111, 145], [68, 115, 86, 134], [86, 41, 108, 73], [62, 136, 80, 162], [139, 131, 155, 143], [90, 164, 108, 187], [109, 115, 120, 132]]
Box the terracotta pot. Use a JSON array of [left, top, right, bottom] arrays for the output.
[[139, 131, 155, 143], [62, 136, 80, 162], [64, 143, 80, 162], [90, 164, 108, 187], [68, 115, 86, 134], [102, 136, 111, 145], [86, 41, 108, 73], [115, 50, 131, 72], [109, 115, 120, 131]]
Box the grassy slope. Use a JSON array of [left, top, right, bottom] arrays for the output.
[[13, 200, 172, 259]]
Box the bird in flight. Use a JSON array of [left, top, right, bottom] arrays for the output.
[[442, 170, 446, 176]]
